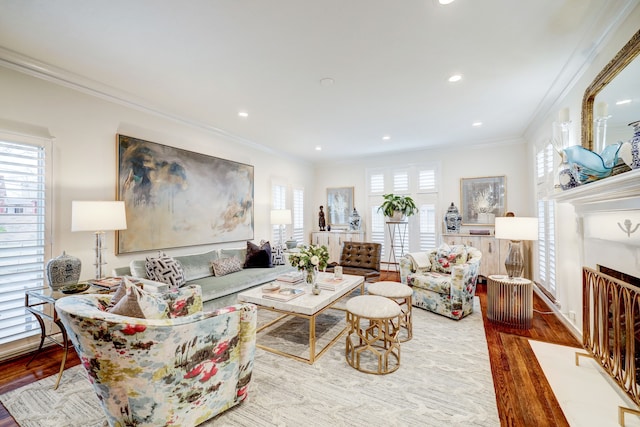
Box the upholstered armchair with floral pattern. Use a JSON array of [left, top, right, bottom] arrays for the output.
[[399, 244, 482, 320], [56, 284, 257, 427]]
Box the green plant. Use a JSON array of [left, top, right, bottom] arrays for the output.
[[377, 193, 418, 218]]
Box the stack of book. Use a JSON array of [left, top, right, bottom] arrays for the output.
[[261, 287, 304, 302], [315, 274, 344, 291], [276, 271, 304, 285], [88, 276, 123, 290]]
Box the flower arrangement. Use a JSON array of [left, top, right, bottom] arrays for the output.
[[289, 245, 330, 274]]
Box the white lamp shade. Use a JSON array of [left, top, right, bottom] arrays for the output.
[[270, 209, 292, 225], [71, 201, 127, 231], [495, 217, 538, 241]]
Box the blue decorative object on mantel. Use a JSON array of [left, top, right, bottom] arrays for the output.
[[562, 141, 629, 186]]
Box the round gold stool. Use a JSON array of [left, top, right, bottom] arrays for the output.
[[367, 281, 413, 342], [345, 295, 402, 374]]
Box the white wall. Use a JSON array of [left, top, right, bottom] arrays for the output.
[[313, 139, 534, 237], [524, 6, 640, 333], [0, 66, 314, 281]]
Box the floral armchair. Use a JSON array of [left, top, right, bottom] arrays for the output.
[[399, 244, 482, 320], [56, 284, 257, 427]]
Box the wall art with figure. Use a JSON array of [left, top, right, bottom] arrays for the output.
[[116, 134, 254, 254]]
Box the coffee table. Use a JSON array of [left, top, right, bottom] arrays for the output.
[[237, 273, 364, 364]]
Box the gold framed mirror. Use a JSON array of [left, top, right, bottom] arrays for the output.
[[581, 29, 640, 151]]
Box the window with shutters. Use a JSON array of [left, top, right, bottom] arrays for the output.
[[271, 182, 304, 247], [292, 188, 304, 244], [366, 163, 439, 269], [535, 140, 557, 296], [271, 184, 286, 244], [0, 135, 51, 356]]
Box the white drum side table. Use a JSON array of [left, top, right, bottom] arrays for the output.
[[487, 275, 533, 329]]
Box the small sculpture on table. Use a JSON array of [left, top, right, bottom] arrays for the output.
[[319, 205, 326, 231]]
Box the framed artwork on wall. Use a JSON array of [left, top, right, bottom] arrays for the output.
[[326, 187, 353, 228], [460, 175, 506, 225], [116, 134, 254, 254]]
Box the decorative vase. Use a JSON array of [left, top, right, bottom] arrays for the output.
[[444, 202, 461, 233], [46, 251, 81, 290], [349, 208, 361, 231], [306, 267, 321, 294], [619, 120, 640, 170]]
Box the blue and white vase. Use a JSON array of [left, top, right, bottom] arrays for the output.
[[619, 120, 640, 170]]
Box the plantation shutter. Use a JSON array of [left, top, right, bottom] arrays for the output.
[[292, 188, 304, 245], [0, 139, 47, 346]]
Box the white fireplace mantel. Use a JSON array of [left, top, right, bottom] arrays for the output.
[[549, 169, 640, 215]]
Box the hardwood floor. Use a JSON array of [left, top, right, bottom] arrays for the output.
[[0, 274, 581, 427]]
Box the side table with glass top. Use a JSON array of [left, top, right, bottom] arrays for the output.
[[24, 286, 108, 389], [487, 274, 533, 329]]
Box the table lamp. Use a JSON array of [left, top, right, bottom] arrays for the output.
[[270, 209, 292, 245], [71, 201, 127, 279], [494, 216, 538, 278]]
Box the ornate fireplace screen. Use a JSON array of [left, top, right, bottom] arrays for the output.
[[582, 267, 640, 407]]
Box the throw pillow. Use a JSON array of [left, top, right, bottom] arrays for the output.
[[211, 256, 243, 276], [107, 277, 169, 319], [145, 251, 186, 288], [261, 239, 286, 266], [244, 241, 273, 268]]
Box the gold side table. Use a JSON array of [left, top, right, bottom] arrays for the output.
[[24, 285, 107, 389], [487, 275, 533, 329]]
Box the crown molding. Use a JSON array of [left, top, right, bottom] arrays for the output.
[[0, 46, 300, 160]]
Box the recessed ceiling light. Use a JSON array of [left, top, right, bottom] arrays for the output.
[[616, 99, 632, 105], [238, 111, 249, 118], [315, 145, 322, 151], [382, 135, 391, 140], [319, 77, 335, 87], [448, 74, 462, 83], [439, 0, 455, 4], [472, 121, 483, 127]]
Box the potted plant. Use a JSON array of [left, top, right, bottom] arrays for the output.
[[378, 193, 418, 221]]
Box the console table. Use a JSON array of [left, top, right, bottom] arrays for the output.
[[487, 275, 533, 329]]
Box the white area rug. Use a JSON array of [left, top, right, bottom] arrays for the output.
[[1, 299, 499, 426], [529, 340, 640, 427]]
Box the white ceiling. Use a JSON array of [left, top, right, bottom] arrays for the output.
[[0, 0, 636, 163]]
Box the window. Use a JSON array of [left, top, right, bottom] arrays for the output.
[[367, 163, 439, 268], [271, 184, 286, 245], [537, 199, 556, 294], [535, 139, 557, 296], [0, 136, 50, 352], [271, 182, 305, 247], [292, 188, 304, 244]]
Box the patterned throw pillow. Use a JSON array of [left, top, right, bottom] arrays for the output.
[[107, 277, 169, 319], [244, 241, 273, 268], [261, 240, 286, 266], [211, 256, 243, 276], [431, 244, 468, 274], [145, 251, 186, 288]]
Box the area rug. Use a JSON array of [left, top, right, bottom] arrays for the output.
[[1, 298, 499, 426]]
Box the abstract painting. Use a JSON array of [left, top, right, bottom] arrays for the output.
[[116, 135, 254, 254]]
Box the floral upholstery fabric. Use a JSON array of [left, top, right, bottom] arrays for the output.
[[400, 245, 481, 320], [55, 285, 256, 427]]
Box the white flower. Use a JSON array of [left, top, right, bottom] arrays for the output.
[[310, 255, 319, 266]]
